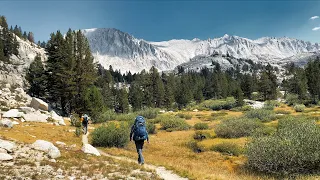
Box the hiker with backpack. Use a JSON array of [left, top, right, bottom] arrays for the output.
[[82, 114, 89, 135], [130, 116, 149, 165]]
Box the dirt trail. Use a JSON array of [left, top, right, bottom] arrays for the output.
[[82, 132, 188, 180]]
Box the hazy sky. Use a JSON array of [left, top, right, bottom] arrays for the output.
[[1, 0, 320, 42]]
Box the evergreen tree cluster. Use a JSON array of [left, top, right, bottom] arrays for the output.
[[0, 16, 19, 62], [282, 58, 320, 104]]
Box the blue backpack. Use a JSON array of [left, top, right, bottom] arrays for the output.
[[133, 116, 147, 141]]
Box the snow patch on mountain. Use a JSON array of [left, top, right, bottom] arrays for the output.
[[83, 28, 320, 73]]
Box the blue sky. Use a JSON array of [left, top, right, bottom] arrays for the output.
[[1, 1, 320, 42]]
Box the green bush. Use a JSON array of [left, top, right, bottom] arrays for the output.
[[175, 113, 192, 120], [115, 113, 137, 122], [274, 110, 291, 115], [95, 110, 116, 123], [186, 140, 205, 153], [70, 113, 81, 127], [211, 111, 228, 117], [136, 108, 159, 119], [214, 118, 263, 138], [285, 93, 300, 106], [193, 130, 213, 140], [211, 142, 243, 156], [231, 105, 252, 112], [201, 97, 236, 111], [263, 100, 280, 110], [160, 116, 191, 132], [246, 117, 320, 175], [147, 123, 156, 134], [245, 109, 277, 122], [194, 123, 209, 130], [294, 104, 305, 112], [91, 122, 130, 148], [75, 127, 81, 137]]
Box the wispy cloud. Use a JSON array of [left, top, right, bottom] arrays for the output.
[[310, 16, 319, 20], [312, 27, 320, 31]]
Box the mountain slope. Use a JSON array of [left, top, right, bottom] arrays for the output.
[[0, 34, 46, 87], [83, 28, 320, 73]]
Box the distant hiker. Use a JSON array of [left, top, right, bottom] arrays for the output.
[[82, 114, 89, 135], [130, 116, 149, 165]]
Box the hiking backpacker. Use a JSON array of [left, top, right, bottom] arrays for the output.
[[133, 116, 148, 141]]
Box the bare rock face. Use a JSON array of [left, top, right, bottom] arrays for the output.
[[29, 97, 49, 111]]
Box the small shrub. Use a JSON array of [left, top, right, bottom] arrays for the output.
[[215, 118, 263, 138], [193, 130, 213, 140], [201, 97, 236, 111], [231, 105, 252, 112], [175, 113, 192, 120], [186, 140, 205, 153], [75, 127, 81, 137], [294, 104, 305, 112], [91, 122, 130, 148], [147, 123, 156, 134], [263, 100, 280, 110], [274, 110, 291, 115], [246, 117, 320, 175], [115, 113, 137, 122], [211, 142, 243, 156], [194, 123, 209, 130], [95, 110, 116, 123], [245, 109, 277, 122], [211, 111, 228, 117], [70, 113, 81, 127], [136, 108, 158, 119], [160, 116, 191, 131], [285, 93, 300, 106], [184, 114, 193, 120]]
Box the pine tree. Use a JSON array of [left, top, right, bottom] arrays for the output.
[[118, 89, 129, 113], [305, 58, 320, 103], [22, 31, 27, 40], [26, 55, 46, 97], [129, 82, 144, 111], [84, 86, 105, 119], [163, 73, 175, 108], [241, 74, 254, 99], [233, 86, 244, 106], [13, 25, 22, 38], [27, 32, 34, 43]]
